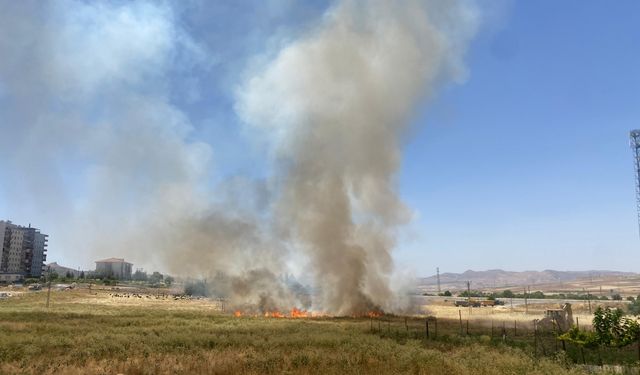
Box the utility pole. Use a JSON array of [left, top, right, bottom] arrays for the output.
[[466, 281, 472, 315], [46, 266, 52, 309], [436, 267, 441, 294], [584, 288, 591, 314], [524, 286, 528, 315]]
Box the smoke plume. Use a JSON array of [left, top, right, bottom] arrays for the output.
[[237, 0, 478, 314], [0, 0, 478, 315]]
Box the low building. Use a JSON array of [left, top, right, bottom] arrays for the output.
[[47, 262, 81, 278], [95, 258, 132, 279]]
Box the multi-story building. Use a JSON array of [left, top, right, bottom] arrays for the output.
[[0, 220, 48, 280], [95, 258, 132, 279]]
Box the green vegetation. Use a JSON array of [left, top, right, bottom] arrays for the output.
[[627, 296, 640, 315], [459, 289, 611, 301], [0, 290, 592, 374], [560, 307, 640, 349]]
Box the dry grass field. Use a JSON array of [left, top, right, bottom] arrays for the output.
[[420, 299, 626, 328], [0, 286, 604, 374]]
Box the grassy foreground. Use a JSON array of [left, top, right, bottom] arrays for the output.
[[1, 290, 587, 374]]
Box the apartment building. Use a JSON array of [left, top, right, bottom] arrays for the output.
[[0, 220, 48, 280]]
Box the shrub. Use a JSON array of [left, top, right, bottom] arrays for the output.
[[560, 307, 640, 348]]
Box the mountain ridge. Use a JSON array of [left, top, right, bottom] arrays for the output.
[[418, 269, 638, 290]]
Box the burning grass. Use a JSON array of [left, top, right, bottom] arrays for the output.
[[232, 307, 380, 319], [0, 289, 593, 374]]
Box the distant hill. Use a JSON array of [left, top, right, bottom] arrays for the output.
[[418, 269, 638, 291]]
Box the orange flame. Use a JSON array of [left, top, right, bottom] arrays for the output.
[[264, 311, 285, 318], [290, 307, 309, 318], [366, 311, 383, 318], [232, 308, 329, 318]]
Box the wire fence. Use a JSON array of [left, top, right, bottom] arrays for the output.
[[368, 314, 640, 367]]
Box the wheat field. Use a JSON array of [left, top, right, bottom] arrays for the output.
[[0, 287, 596, 374]]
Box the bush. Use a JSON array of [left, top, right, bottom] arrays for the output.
[[628, 295, 640, 315], [501, 290, 515, 298], [561, 307, 640, 348], [184, 281, 207, 296], [165, 276, 174, 286]]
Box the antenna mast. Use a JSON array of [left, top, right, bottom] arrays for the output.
[[631, 130, 640, 237], [436, 267, 441, 294]]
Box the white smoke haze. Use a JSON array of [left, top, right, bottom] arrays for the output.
[[0, 0, 479, 315], [237, 0, 479, 314]]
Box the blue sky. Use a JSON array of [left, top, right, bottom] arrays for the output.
[[397, 0, 640, 273], [1, 1, 639, 275]]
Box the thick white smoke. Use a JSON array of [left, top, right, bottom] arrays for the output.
[[0, 0, 479, 315], [237, 0, 478, 314]]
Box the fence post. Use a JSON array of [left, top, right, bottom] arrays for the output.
[[466, 319, 469, 335], [502, 320, 506, 341], [425, 319, 429, 339], [459, 310, 463, 335], [514, 320, 517, 336], [405, 317, 408, 332]]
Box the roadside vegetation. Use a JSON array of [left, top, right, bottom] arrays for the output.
[[451, 289, 621, 301]]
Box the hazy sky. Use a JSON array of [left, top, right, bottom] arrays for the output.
[[1, 0, 639, 275]]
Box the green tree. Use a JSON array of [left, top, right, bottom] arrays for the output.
[[149, 272, 163, 284], [561, 307, 640, 349], [592, 307, 639, 347], [165, 276, 174, 286], [529, 291, 545, 299], [133, 269, 148, 281], [502, 290, 515, 298], [628, 295, 640, 315]]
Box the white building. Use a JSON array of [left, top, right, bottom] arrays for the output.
[[95, 258, 132, 279]]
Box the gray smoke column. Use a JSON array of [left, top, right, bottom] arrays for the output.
[[0, 0, 479, 316], [238, 0, 478, 315]]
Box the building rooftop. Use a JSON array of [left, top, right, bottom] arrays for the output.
[[95, 257, 132, 264]]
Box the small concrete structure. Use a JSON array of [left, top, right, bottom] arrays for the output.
[[537, 303, 573, 333]]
